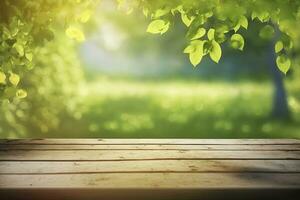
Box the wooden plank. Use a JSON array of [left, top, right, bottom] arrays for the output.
[[1, 139, 299, 145], [1, 139, 300, 200], [0, 144, 300, 151], [0, 173, 299, 188], [0, 150, 299, 160], [0, 188, 299, 200], [1, 160, 300, 174]]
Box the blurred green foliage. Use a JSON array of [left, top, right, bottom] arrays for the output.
[[0, 0, 95, 100], [39, 78, 300, 139], [0, 33, 84, 137]]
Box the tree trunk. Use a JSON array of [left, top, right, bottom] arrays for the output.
[[268, 39, 291, 120]]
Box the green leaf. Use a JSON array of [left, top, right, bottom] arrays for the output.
[[9, 73, 20, 86], [181, 13, 194, 27], [209, 40, 222, 63], [281, 34, 293, 50], [16, 89, 27, 98], [251, 11, 258, 20], [239, 16, 248, 29], [191, 28, 206, 40], [0, 71, 6, 84], [78, 10, 92, 23], [160, 23, 170, 34], [204, 11, 213, 18], [276, 55, 291, 74], [207, 28, 215, 40], [259, 25, 275, 40], [257, 12, 270, 22], [171, 5, 184, 15], [13, 43, 24, 56], [252, 11, 269, 22], [183, 45, 194, 54], [25, 52, 33, 61], [153, 7, 170, 18], [230, 34, 244, 50], [146, 20, 170, 34], [186, 40, 204, 66], [233, 22, 241, 32], [66, 27, 85, 42], [189, 51, 203, 67], [275, 41, 283, 53], [215, 32, 226, 43]]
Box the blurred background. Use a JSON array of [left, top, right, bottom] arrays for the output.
[[1, 0, 300, 138]]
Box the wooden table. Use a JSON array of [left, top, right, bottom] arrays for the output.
[[0, 139, 299, 200]]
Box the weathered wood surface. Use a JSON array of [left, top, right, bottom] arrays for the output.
[[1, 138, 299, 144], [0, 139, 299, 200]]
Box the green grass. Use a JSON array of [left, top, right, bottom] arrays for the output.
[[45, 78, 300, 138]]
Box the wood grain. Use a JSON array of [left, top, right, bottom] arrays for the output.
[[1, 139, 299, 145], [1, 160, 300, 174], [1, 144, 299, 150], [0, 150, 299, 161], [0, 139, 299, 200], [1, 173, 300, 188]]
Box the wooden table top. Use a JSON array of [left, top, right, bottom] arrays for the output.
[[0, 139, 299, 200]]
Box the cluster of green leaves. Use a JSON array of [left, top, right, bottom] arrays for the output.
[[1, 0, 299, 103], [0, 0, 96, 136], [0, 31, 84, 137], [0, 0, 96, 102], [135, 0, 300, 74], [0, 13, 34, 100]]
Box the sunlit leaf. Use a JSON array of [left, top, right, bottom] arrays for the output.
[[9, 73, 20, 86], [257, 12, 270, 22], [209, 40, 222, 63], [171, 5, 184, 15], [16, 89, 27, 98], [153, 7, 170, 18], [275, 41, 283, 53], [189, 51, 203, 67], [160, 23, 170, 34], [146, 20, 169, 34], [181, 13, 194, 27], [281, 34, 293, 50], [66, 26, 85, 42], [0, 72, 6, 84], [233, 24, 241, 32], [230, 34, 244, 50], [276, 55, 291, 74], [207, 28, 215, 40], [215, 32, 226, 43], [13, 43, 24, 56], [233, 22, 240, 32], [205, 11, 213, 18], [251, 11, 258, 20], [191, 28, 206, 40], [78, 10, 92, 23], [25, 52, 33, 61], [252, 11, 269, 22], [239, 16, 248, 29], [183, 45, 194, 54], [186, 40, 204, 66]]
